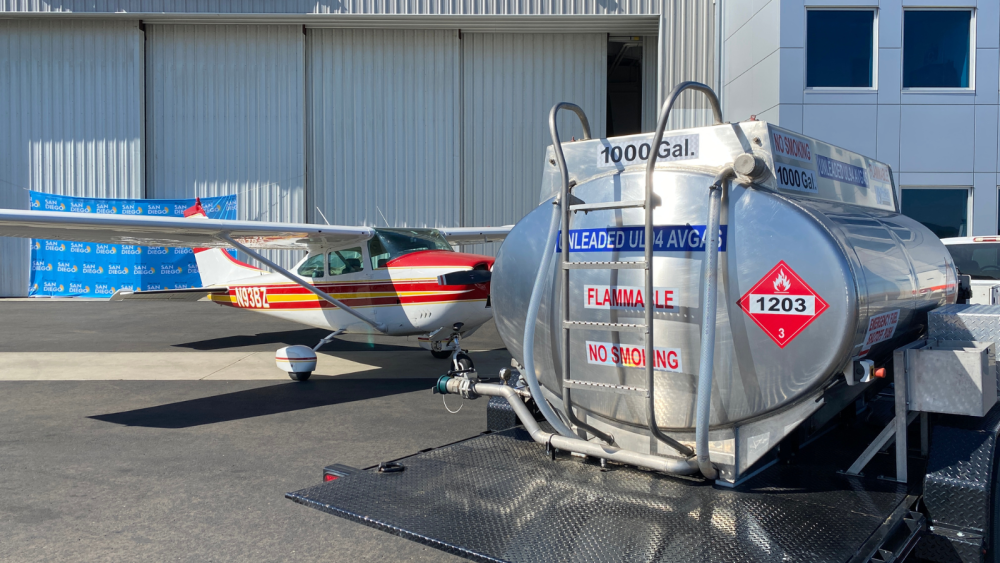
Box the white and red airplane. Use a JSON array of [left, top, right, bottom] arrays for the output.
[[0, 199, 510, 380]]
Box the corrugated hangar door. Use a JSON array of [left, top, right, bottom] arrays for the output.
[[145, 24, 306, 269], [0, 20, 144, 297], [462, 33, 607, 255], [307, 29, 461, 229]]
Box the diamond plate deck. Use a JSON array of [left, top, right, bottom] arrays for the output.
[[287, 425, 911, 563], [917, 403, 1000, 562], [486, 396, 519, 432]]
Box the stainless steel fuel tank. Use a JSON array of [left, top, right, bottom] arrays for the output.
[[492, 122, 956, 455]]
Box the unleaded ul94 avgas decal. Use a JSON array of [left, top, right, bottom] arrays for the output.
[[557, 225, 727, 253]]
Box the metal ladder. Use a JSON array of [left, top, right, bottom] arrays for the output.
[[549, 83, 724, 456]]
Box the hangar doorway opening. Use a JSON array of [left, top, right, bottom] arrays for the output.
[[607, 36, 645, 137]]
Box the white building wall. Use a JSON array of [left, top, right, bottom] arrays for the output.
[[461, 32, 607, 255], [0, 19, 144, 296], [145, 24, 306, 268], [723, 0, 1000, 235], [0, 0, 658, 15], [307, 28, 462, 230]]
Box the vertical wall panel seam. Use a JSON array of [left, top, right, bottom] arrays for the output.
[[459, 28, 465, 228]]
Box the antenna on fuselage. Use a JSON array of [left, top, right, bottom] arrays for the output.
[[315, 206, 332, 226], [376, 204, 390, 228]]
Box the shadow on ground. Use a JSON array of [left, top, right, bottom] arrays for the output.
[[89, 377, 437, 428], [172, 329, 417, 352]]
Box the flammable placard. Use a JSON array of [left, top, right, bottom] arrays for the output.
[[584, 285, 687, 310], [737, 261, 829, 348]]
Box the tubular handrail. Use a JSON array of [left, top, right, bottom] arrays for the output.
[[548, 102, 614, 445], [642, 81, 723, 460], [442, 379, 700, 476], [519, 197, 578, 440], [643, 81, 723, 216]]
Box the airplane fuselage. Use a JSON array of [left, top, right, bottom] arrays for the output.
[[206, 249, 494, 339]]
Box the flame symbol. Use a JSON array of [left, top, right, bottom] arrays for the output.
[[773, 270, 791, 292]]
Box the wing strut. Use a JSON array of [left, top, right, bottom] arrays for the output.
[[219, 234, 388, 334]]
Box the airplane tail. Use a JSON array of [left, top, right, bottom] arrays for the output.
[[184, 198, 265, 286]]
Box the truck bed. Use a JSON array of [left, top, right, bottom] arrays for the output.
[[286, 418, 919, 563]]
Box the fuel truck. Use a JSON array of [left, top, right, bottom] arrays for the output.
[[288, 83, 1000, 563]]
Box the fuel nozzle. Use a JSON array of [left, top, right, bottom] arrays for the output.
[[432, 374, 479, 400], [433, 375, 452, 395]]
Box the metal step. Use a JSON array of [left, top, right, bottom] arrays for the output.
[[562, 261, 647, 270], [570, 199, 645, 213], [563, 379, 650, 397], [563, 320, 647, 333]]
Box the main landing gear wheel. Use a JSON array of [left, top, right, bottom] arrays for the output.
[[431, 350, 453, 360], [288, 372, 312, 381]]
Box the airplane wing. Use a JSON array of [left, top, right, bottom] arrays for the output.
[[438, 226, 512, 244], [110, 287, 229, 301], [0, 209, 373, 250]]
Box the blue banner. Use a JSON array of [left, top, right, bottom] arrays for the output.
[[29, 192, 238, 297], [557, 225, 728, 253]]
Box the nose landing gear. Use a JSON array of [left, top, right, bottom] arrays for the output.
[[431, 323, 475, 375]]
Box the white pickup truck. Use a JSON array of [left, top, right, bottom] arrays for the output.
[[942, 236, 1000, 304]]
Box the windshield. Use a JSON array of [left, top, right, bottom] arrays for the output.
[[368, 228, 453, 269], [948, 243, 1000, 280]]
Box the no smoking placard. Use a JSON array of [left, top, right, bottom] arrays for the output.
[[737, 261, 829, 348]]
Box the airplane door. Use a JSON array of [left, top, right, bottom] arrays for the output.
[[361, 239, 394, 328], [322, 246, 372, 330]]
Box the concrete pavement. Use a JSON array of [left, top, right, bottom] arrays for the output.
[[0, 300, 511, 562], [0, 349, 513, 380]]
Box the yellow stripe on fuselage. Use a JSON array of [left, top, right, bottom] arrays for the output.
[[268, 290, 469, 303]]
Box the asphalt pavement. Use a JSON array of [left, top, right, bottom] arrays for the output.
[[0, 299, 508, 562]]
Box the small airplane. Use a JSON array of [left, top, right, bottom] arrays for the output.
[[0, 199, 510, 381]]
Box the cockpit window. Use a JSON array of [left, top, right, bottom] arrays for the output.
[[368, 228, 453, 269], [297, 253, 326, 278], [948, 244, 1000, 281], [328, 247, 364, 276]]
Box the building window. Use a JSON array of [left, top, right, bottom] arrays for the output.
[[901, 188, 969, 238], [997, 187, 1000, 234], [903, 10, 972, 88], [806, 10, 875, 88]]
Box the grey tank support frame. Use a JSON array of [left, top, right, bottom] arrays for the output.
[[287, 373, 1000, 563]]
